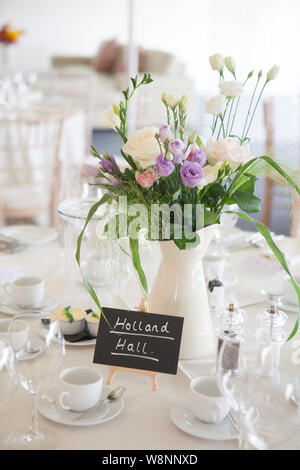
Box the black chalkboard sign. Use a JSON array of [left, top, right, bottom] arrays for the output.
[[93, 307, 184, 375]]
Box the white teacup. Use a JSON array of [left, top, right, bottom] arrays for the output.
[[283, 275, 300, 306], [190, 376, 232, 424], [0, 318, 29, 352], [4, 276, 44, 308], [59, 367, 103, 412]]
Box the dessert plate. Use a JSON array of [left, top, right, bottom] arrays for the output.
[[170, 397, 239, 441], [40, 327, 96, 347], [38, 385, 124, 426]]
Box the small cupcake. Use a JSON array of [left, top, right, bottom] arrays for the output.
[[86, 311, 100, 337], [53, 306, 86, 336]]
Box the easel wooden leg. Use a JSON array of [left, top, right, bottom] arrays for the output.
[[107, 366, 116, 385], [151, 373, 157, 391], [106, 366, 158, 391]]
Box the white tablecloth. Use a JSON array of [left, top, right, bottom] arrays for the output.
[[0, 229, 300, 450]]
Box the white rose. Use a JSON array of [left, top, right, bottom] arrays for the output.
[[267, 65, 280, 82], [198, 162, 224, 190], [162, 92, 180, 108], [122, 126, 160, 169], [219, 80, 244, 98], [204, 95, 227, 115], [209, 53, 224, 72], [100, 106, 120, 129], [206, 137, 252, 169], [225, 56, 235, 74]]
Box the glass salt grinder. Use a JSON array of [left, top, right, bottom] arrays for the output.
[[216, 303, 247, 376], [255, 304, 288, 381]]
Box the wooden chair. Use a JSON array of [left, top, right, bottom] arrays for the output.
[[0, 112, 64, 227], [261, 99, 296, 232], [261, 99, 275, 227], [49, 71, 96, 151]]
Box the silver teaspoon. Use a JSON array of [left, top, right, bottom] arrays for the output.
[[73, 385, 126, 422]]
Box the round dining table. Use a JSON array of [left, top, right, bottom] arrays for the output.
[[0, 227, 299, 450]]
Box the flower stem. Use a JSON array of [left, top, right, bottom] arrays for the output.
[[243, 81, 267, 141], [229, 75, 252, 136], [241, 75, 261, 141]]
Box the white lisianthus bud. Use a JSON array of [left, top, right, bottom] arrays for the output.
[[161, 92, 180, 108], [188, 130, 198, 144], [179, 94, 188, 112], [209, 53, 224, 72], [267, 65, 280, 82], [204, 95, 227, 115], [225, 56, 235, 74], [219, 80, 244, 98], [165, 152, 173, 161]]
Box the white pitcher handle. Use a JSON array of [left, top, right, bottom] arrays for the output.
[[59, 391, 71, 410]]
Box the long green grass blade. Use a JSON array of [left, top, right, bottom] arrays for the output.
[[229, 211, 300, 340]]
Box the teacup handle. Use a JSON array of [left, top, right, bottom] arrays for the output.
[[211, 403, 227, 423], [59, 391, 71, 410], [3, 283, 12, 298]]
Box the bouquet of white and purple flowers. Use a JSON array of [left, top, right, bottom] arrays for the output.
[[76, 55, 300, 339]]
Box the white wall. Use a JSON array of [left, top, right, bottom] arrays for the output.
[[0, 0, 127, 68], [2, 0, 300, 96]]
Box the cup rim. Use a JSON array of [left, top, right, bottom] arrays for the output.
[[13, 276, 44, 287], [190, 376, 224, 400], [60, 366, 102, 386]]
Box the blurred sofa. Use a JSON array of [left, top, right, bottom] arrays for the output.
[[50, 48, 198, 130]]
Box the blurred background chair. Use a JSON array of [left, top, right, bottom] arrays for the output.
[[49, 70, 96, 151], [0, 112, 64, 227], [261, 98, 299, 235]]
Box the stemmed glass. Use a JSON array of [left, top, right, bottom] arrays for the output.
[[5, 314, 65, 449], [0, 334, 18, 411], [216, 339, 300, 450]]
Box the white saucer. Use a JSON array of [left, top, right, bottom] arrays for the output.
[[0, 293, 58, 316], [0, 225, 57, 246], [275, 296, 299, 314], [38, 385, 124, 426], [170, 397, 239, 441]]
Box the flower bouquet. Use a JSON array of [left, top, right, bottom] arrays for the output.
[[76, 55, 300, 357]]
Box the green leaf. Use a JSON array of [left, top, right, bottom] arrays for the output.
[[75, 195, 113, 328], [129, 237, 149, 304], [121, 150, 138, 171], [233, 190, 261, 213], [64, 306, 74, 323], [196, 135, 203, 147], [228, 211, 300, 340]]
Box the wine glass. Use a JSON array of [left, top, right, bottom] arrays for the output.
[[217, 339, 300, 450], [5, 314, 65, 449], [0, 334, 18, 412]]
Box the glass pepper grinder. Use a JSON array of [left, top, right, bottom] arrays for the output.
[[216, 303, 247, 376], [255, 304, 288, 380]]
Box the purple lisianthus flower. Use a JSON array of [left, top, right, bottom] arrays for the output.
[[187, 148, 207, 166], [159, 124, 172, 143], [100, 154, 118, 174], [180, 161, 204, 188], [156, 153, 174, 177], [168, 139, 185, 155], [173, 152, 185, 164]]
